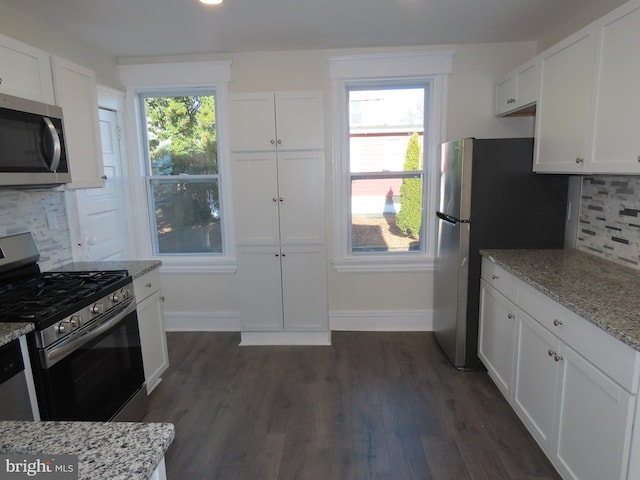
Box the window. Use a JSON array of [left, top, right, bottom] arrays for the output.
[[329, 51, 453, 272], [140, 92, 224, 255], [349, 86, 426, 254]]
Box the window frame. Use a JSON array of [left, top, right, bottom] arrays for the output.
[[329, 51, 453, 272], [120, 61, 235, 273]]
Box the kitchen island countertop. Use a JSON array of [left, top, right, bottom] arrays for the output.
[[0, 421, 174, 480], [480, 248, 640, 352]]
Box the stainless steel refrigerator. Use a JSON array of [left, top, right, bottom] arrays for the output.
[[433, 138, 568, 370]]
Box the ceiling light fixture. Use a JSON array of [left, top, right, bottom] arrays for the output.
[[200, 0, 223, 4]]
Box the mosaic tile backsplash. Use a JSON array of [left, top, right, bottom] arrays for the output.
[[578, 176, 640, 269], [0, 188, 73, 270]]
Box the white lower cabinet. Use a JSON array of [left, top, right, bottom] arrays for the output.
[[481, 257, 640, 480], [514, 311, 558, 448], [554, 344, 635, 480], [134, 268, 169, 393], [478, 280, 518, 398], [237, 245, 328, 333]]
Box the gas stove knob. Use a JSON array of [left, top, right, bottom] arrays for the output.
[[111, 291, 123, 303], [69, 315, 83, 328], [56, 321, 70, 334], [91, 303, 105, 314]]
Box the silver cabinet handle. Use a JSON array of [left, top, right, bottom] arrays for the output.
[[553, 319, 563, 327]]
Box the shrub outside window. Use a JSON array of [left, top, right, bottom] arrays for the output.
[[141, 92, 224, 255]]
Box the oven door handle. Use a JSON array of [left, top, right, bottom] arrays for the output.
[[43, 300, 137, 368]]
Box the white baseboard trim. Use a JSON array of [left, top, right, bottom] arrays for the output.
[[240, 331, 332, 346], [164, 310, 433, 333], [330, 310, 433, 331], [164, 311, 240, 332]]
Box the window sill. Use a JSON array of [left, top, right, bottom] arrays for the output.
[[157, 256, 236, 274], [331, 254, 435, 273]]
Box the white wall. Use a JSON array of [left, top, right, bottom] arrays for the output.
[[126, 42, 537, 330], [0, 3, 121, 88]]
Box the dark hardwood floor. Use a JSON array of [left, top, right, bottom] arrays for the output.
[[143, 332, 561, 480]]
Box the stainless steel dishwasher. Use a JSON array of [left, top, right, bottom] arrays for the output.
[[0, 338, 34, 420]]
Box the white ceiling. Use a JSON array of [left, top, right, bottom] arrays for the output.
[[0, 0, 629, 58]]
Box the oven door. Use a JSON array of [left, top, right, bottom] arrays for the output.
[[31, 300, 146, 421]]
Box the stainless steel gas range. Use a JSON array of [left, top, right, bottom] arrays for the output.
[[0, 232, 148, 422]]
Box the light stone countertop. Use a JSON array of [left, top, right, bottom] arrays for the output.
[[0, 322, 34, 348], [0, 421, 174, 480], [480, 248, 640, 352]]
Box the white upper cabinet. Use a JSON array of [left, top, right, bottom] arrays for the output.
[[495, 57, 539, 116], [533, 25, 596, 173], [589, 0, 640, 174], [534, 0, 640, 174], [0, 34, 54, 104], [229, 92, 324, 152], [52, 56, 105, 189]]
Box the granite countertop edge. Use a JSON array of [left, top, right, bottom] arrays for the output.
[[0, 421, 174, 480], [0, 322, 35, 348], [480, 248, 640, 352]]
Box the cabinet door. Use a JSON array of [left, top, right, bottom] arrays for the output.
[[51, 57, 104, 188], [495, 75, 516, 116], [513, 312, 559, 449], [534, 26, 596, 173], [514, 59, 539, 109], [277, 150, 325, 245], [229, 93, 276, 151], [478, 281, 518, 399], [590, 0, 640, 174], [236, 247, 284, 331], [0, 34, 54, 103], [274, 92, 324, 150], [231, 152, 281, 246], [281, 245, 328, 331], [137, 289, 169, 393], [554, 344, 635, 480]]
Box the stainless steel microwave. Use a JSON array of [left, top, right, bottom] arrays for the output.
[[0, 93, 71, 187]]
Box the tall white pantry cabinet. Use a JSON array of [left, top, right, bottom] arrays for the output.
[[229, 92, 329, 344]]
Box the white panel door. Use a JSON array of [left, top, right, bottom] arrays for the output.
[[229, 93, 276, 151], [281, 245, 328, 331], [277, 150, 325, 246], [274, 92, 324, 150], [52, 56, 104, 188], [72, 108, 130, 261], [478, 281, 518, 399], [554, 344, 635, 480], [534, 26, 595, 173], [237, 247, 284, 331], [513, 312, 559, 449], [0, 34, 54, 103], [231, 152, 281, 246], [590, 0, 640, 173]]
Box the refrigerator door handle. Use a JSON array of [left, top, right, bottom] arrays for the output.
[[436, 211, 470, 225]]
